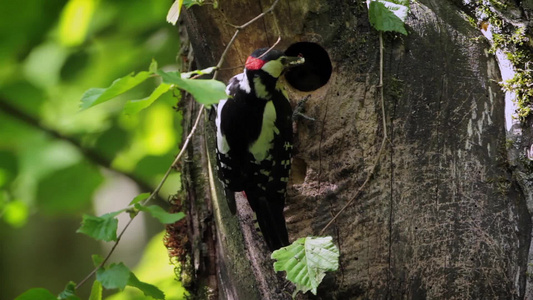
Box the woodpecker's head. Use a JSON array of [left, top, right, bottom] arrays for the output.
[[245, 48, 305, 79]]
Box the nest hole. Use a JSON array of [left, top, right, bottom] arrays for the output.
[[284, 42, 332, 92]]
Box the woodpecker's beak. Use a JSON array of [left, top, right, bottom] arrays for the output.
[[281, 56, 305, 68]]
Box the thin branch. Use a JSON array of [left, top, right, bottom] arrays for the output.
[[75, 0, 283, 290], [227, 0, 281, 30], [320, 32, 388, 236], [214, 0, 281, 78], [76, 216, 135, 289], [76, 108, 203, 289], [257, 36, 282, 59]]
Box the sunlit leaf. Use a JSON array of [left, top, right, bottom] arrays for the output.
[[157, 69, 227, 106], [77, 211, 123, 241], [123, 83, 172, 115], [59, 0, 96, 46], [80, 71, 152, 110], [272, 236, 339, 296], [129, 193, 151, 205], [135, 203, 185, 224], [96, 263, 131, 290], [3, 199, 29, 227], [367, 0, 410, 35], [183, 0, 205, 9], [15, 288, 57, 300], [23, 42, 68, 87], [181, 66, 217, 79], [166, 0, 184, 25], [142, 104, 177, 155], [88, 281, 102, 300], [128, 273, 165, 299], [149, 59, 158, 74], [58, 281, 80, 300], [92, 254, 104, 267]]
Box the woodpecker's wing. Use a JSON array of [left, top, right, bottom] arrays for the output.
[[215, 74, 250, 214]]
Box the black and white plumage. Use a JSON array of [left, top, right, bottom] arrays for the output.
[[215, 48, 304, 251]]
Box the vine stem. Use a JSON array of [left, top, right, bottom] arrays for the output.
[[320, 31, 387, 236], [76, 0, 282, 291]]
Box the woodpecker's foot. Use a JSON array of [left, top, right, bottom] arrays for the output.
[[293, 95, 315, 121]]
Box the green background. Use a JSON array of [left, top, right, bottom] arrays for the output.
[[0, 0, 186, 298]]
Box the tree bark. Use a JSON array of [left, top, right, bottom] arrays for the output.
[[176, 0, 533, 298]]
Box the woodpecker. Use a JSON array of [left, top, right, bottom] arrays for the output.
[[215, 48, 304, 251]]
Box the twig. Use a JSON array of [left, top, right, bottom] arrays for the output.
[[235, 0, 281, 30], [214, 0, 281, 78], [320, 32, 388, 236], [76, 99, 205, 290], [257, 36, 282, 59], [75, 0, 283, 290]]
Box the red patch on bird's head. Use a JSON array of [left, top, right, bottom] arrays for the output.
[[245, 56, 266, 70]]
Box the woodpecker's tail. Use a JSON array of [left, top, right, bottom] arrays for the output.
[[247, 193, 289, 251]]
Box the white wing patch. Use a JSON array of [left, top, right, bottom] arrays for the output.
[[216, 98, 230, 154], [216, 73, 249, 154], [249, 100, 278, 161], [235, 73, 251, 93]]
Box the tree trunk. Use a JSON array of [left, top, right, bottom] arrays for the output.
[[175, 0, 533, 298]]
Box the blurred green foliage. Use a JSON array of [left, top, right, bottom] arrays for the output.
[[0, 0, 185, 298]]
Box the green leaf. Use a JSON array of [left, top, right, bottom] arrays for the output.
[[88, 281, 102, 300], [128, 272, 165, 299], [129, 192, 151, 205], [271, 236, 339, 296], [181, 66, 217, 79], [157, 69, 227, 106], [183, 0, 204, 8], [15, 288, 57, 300], [92, 254, 104, 267], [80, 71, 152, 110], [166, 0, 184, 25], [58, 281, 80, 300], [96, 263, 131, 290], [123, 83, 172, 114], [135, 203, 185, 224], [367, 0, 409, 35], [376, 0, 409, 21], [77, 211, 123, 241], [3, 199, 29, 227], [149, 59, 158, 74]]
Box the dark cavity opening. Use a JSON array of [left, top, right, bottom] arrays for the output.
[[284, 42, 332, 92]]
